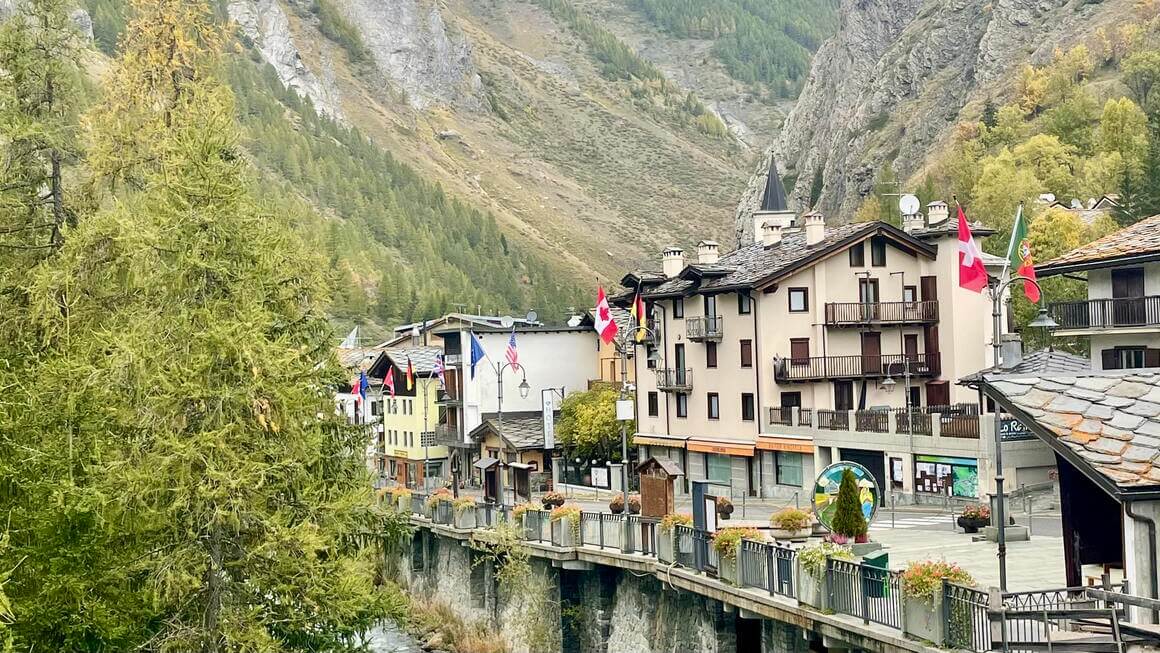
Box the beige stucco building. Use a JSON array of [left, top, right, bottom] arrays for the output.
[[624, 167, 1003, 503]]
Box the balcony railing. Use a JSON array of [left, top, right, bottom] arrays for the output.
[[1048, 295, 1160, 330], [655, 368, 692, 393], [824, 301, 939, 327], [794, 404, 979, 439], [686, 316, 724, 342], [435, 389, 461, 405], [433, 424, 461, 446], [774, 353, 940, 382]]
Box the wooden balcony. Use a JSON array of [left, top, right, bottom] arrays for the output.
[[1048, 296, 1160, 332], [655, 368, 692, 393], [433, 424, 461, 447], [824, 301, 939, 327], [686, 316, 723, 342], [774, 353, 940, 383]]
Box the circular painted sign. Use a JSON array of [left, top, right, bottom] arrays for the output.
[[812, 461, 880, 530]]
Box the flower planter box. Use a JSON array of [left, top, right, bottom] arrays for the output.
[[796, 564, 827, 611], [454, 510, 477, 530], [903, 593, 946, 646], [396, 496, 411, 514], [551, 520, 579, 547], [658, 530, 676, 564], [770, 527, 812, 542], [957, 516, 990, 534], [718, 555, 738, 586]]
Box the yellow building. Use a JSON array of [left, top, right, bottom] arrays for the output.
[[367, 347, 448, 489]]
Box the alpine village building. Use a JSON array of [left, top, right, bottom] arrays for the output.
[[622, 163, 1021, 503]]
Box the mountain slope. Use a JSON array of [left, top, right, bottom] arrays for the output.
[[735, 0, 1141, 240]]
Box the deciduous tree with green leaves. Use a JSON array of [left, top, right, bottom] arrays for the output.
[[556, 387, 621, 461]]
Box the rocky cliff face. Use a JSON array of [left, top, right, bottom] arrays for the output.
[[228, 0, 343, 118], [339, 0, 485, 111], [735, 0, 1133, 243]]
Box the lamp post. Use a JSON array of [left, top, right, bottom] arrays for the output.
[[492, 359, 529, 507], [881, 358, 912, 414], [611, 322, 660, 552], [989, 275, 1056, 591]]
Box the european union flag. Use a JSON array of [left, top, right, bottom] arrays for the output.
[[469, 331, 486, 379]]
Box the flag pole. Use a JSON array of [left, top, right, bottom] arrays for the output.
[[1000, 202, 1023, 283]]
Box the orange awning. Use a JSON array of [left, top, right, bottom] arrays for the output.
[[633, 434, 687, 448], [756, 436, 814, 454], [687, 439, 755, 457]]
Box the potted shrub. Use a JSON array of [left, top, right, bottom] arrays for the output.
[[512, 502, 538, 538], [550, 504, 582, 547], [716, 496, 734, 521], [769, 507, 813, 541], [388, 487, 412, 514], [452, 497, 477, 530], [828, 469, 867, 545], [900, 560, 974, 646], [627, 493, 642, 515], [658, 513, 693, 563], [796, 541, 854, 610], [541, 491, 565, 509], [609, 493, 625, 514], [425, 489, 453, 524], [957, 504, 991, 533], [711, 528, 761, 586]]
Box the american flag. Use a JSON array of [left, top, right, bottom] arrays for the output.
[[505, 329, 519, 370]]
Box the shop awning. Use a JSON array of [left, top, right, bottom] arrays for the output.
[[633, 433, 688, 448], [686, 438, 755, 457], [756, 436, 814, 454]]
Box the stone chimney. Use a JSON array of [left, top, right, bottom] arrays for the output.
[[927, 201, 949, 227], [762, 222, 782, 247], [697, 240, 720, 265], [662, 246, 685, 278], [999, 334, 1024, 369], [803, 211, 825, 246], [902, 211, 925, 234]]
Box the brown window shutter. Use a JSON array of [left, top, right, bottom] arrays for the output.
[[1147, 349, 1160, 368], [1102, 349, 1121, 370]]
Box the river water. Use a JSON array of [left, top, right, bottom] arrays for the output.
[[363, 622, 423, 653]]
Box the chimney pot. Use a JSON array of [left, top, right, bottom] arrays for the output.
[[902, 212, 926, 234], [762, 222, 782, 247], [697, 240, 720, 265], [927, 201, 949, 226], [803, 211, 825, 246], [662, 246, 685, 278]]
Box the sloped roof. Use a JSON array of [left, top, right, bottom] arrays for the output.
[[1038, 214, 1160, 276], [760, 158, 789, 212], [643, 221, 935, 298], [383, 347, 442, 374], [469, 412, 554, 450], [337, 347, 383, 370], [985, 370, 1160, 495], [960, 349, 1090, 384]]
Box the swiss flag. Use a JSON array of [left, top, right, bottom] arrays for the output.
[[957, 204, 989, 293], [594, 287, 619, 344]]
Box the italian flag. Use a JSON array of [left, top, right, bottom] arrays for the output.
[[1006, 204, 1040, 302]]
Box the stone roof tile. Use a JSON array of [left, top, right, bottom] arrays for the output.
[[1038, 213, 1160, 274], [986, 370, 1160, 489]]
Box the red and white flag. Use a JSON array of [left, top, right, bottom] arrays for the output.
[[594, 287, 618, 344], [505, 329, 520, 370], [384, 366, 396, 398], [957, 204, 989, 293]]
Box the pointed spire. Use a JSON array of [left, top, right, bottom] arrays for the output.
[[760, 156, 789, 212]]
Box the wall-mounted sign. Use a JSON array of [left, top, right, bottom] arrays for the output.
[[999, 417, 1035, 442], [813, 461, 880, 531], [542, 388, 562, 450]]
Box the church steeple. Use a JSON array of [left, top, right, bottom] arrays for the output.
[[760, 157, 789, 212]]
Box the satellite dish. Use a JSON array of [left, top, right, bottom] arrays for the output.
[[526, 310, 538, 323], [500, 315, 515, 329], [899, 194, 920, 216], [567, 315, 582, 327]]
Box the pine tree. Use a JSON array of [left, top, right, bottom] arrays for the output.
[[2, 1, 408, 649], [831, 468, 867, 538]]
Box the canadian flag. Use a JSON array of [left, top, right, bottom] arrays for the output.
[[957, 204, 989, 293], [594, 287, 619, 344]]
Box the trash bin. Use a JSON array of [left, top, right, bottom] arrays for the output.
[[862, 552, 890, 598]]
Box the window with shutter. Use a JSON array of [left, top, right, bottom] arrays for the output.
[[1148, 349, 1160, 368], [1102, 349, 1121, 370]]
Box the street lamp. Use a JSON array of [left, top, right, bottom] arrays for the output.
[[611, 320, 659, 553], [990, 274, 1056, 591], [490, 359, 528, 507], [880, 357, 912, 414]]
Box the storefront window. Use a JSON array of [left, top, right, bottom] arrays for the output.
[[914, 455, 978, 497], [707, 454, 732, 483], [776, 452, 803, 487]]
